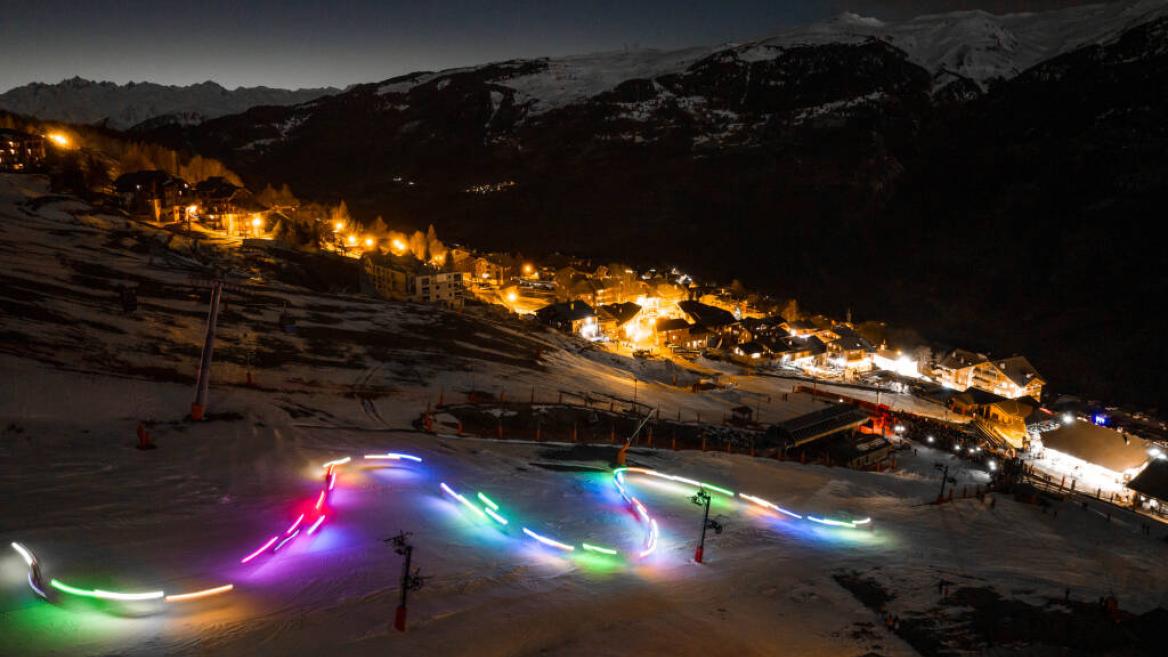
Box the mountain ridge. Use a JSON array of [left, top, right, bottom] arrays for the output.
[[0, 76, 340, 129]]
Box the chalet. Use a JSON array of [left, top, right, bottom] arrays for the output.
[[737, 317, 783, 343], [656, 318, 692, 347], [980, 355, 1045, 401], [824, 335, 875, 371], [468, 253, 516, 286], [771, 335, 826, 365], [677, 300, 742, 341], [782, 320, 819, 337], [934, 349, 1044, 400], [114, 170, 192, 221], [597, 302, 641, 337], [656, 318, 710, 350], [193, 177, 267, 235], [939, 388, 1038, 448], [813, 324, 853, 343], [535, 301, 597, 337], [0, 129, 46, 172], [933, 348, 985, 388], [732, 342, 767, 362], [362, 253, 467, 308]]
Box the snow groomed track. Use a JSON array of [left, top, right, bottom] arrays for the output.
[[9, 452, 870, 613]]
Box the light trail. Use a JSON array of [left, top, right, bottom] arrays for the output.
[[522, 527, 575, 552], [165, 584, 234, 603]]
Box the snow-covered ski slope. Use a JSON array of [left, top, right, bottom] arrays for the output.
[[1, 174, 1166, 656]]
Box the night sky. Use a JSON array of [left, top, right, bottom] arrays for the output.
[[0, 0, 1114, 92]]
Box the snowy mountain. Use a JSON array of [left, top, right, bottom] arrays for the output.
[[0, 77, 339, 129], [365, 0, 1168, 115], [133, 1, 1168, 408]]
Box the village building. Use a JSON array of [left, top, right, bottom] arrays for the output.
[[465, 253, 516, 286], [114, 170, 193, 222], [193, 176, 268, 236], [872, 348, 923, 378], [770, 335, 827, 366], [934, 349, 1044, 400], [361, 253, 468, 308], [0, 129, 46, 172], [737, 317, 784, 343], [823, 334, 875, 372], [655, 318, 710, 350], [764, 404, 880, 467], [1127, 458, 1168, 518], [732, 341, 768, 363], [780, 319, 819, 337], [1038, 421, 1153, 496], [676, 300, 741, 340], [535, 301, 597, 337], [937, 388, 1038, 448], [596, 302, 641, 337]]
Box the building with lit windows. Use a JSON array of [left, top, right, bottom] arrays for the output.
[[362, 253, 468, 308], [0, 129, 46, 172]]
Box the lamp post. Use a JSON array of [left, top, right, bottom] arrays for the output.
[[690, 488, 723, 563], [386, 531, 426, 632], [934, 462, 951, 502]]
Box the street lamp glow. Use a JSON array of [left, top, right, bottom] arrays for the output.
[[363, 237, 374, 248], [46, 132, 71, 148], [333, 221, 344, 232], [1062, 413, 1075, 425], [346, 234, 357, 246], [251, 216, 263, 228]]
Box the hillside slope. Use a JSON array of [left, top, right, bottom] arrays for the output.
[[1, 174, 1166, 657]]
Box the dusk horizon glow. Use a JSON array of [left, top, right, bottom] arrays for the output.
[[0, 0, 1115, 92]]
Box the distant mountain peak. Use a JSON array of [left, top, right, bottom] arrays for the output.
[[0, 78, 340, 129]]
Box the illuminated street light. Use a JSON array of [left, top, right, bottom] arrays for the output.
[[364, 237, 375, 248], [1061, 413, 1075, 425], [333, 221, 345, 232], [346, 234, 357, 246], [46, 132, 72, 148]]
